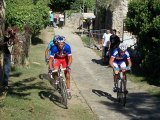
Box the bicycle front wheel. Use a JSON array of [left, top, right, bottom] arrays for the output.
[[122, 80, 127, 106], [117, 79, 122, 103], [59, 77, 68, 109]]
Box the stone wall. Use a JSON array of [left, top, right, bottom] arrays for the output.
[[65, 12, 82, 29], [112, 0, 128, 36], [95, 0, 129, 36], [64, 1, 129, 36]]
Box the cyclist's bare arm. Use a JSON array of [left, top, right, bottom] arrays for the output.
[[109, 57, 115, 68], [67, 55, 72, 67], [45, 48, 49, 59], [49, 57, 53, 69], [127, 58, 132, 68]]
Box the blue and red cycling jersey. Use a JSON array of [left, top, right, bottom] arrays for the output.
[[50, 43, 72, 58], [111, 48, 130, 64], [47, 40, 54, 56]]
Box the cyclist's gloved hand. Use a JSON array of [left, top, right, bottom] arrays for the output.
[[45, 57, 49, 63], [114, 67, 119, 71], [126, 66, 131, 70], [48, 68, 53, 73], [66, 66, 71, 71]]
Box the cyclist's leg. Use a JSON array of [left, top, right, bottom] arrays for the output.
[[52, 59, 60, 82], [61, 58, 70, 89], [120, 62, 128, 93], [61, 58, 72, 99], [120, 62, 127, 80], [65, 72, 70, 89], [65, 72, 71, 99], [113, 62, 119, 92]]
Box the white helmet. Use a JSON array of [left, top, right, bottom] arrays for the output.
[[119, 43, 127, 51]]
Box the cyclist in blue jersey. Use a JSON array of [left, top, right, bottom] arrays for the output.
[[49, 36, 72, 99], [45, 35, 60, 63], [109, 43, 132, 93]]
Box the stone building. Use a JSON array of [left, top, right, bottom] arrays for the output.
[[95, 0, 129, 36]]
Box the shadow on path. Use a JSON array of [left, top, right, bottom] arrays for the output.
[[93, 89, 160, 120], [39, 73, 50, 81], [39, 90, 67, 109], [91, 59, 104, 65], [10, 72, 22, 77], [38, 74, 67, 109], [92, 89, 117, 102], [91, 59, 109, 66]]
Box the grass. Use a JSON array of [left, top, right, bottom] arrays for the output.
[[128, 74, 160, 97], [0, 37, 97, 120], [81, 36, 102, 57], [81, 36, 92, 47]]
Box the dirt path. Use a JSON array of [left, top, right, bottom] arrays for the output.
[[53, 26, 160, 120]]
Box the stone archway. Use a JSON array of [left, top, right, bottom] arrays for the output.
[[105, 8, 113, 30]]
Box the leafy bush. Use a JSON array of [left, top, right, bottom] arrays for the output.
[[49, 0, 95, 12], [6, 0, 49, 35], [125, 0, 160, 84]]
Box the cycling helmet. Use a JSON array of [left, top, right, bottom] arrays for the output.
[[53, 35, 60, 42], [119, 43, 127, 51], [57, 36, 66, 42]]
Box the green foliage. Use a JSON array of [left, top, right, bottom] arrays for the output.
[[50, 0, 75, 11], [125, 0, 160, 84], [71, 0, 96, 11], [6, 0, 49, 35], [96, 0, 121, 11], [49, 0, 96, 12]]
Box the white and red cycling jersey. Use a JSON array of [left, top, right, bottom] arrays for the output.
[[111, 48, 130, 68]]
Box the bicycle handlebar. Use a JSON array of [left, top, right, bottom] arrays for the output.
[[118, 68, 132, 74], [114, 67, 131, 71], [51, 68, 66, 73]]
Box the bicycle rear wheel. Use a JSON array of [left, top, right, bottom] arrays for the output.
[[59, 77, 68, 109]]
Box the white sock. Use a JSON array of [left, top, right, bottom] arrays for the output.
[[67, 89, 70, 92]]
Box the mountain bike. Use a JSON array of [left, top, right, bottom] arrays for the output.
[[114, 68, 130, 106], [49, 66, 68, 109]]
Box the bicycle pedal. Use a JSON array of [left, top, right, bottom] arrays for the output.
[[124, 90, 128, 94], [113, 87, 118, 92]]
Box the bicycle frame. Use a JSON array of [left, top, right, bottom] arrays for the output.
[[50, 65, 66, 78], [50, 65, 68, 109], [114, 69, 127, 106]]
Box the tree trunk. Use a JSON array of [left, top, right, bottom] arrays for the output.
[[0, 0, 5, 84]]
